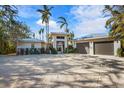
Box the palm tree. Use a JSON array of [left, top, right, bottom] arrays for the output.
[[37, 5, 53, 42], [104, 5, 124, 40], [39, 28, 44, 40], [57, 16, 69, 33], [58, 16, 70, 53]]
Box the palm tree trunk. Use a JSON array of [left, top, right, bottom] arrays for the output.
[[48, 20, 49, 43], [45, 23, 48, 42], [42, 32, 44, 41], [39, 34, 41, 40]]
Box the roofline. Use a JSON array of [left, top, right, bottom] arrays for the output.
[[49, 32, 70, 36], [76, 36, 115, 43], [17, 39, 45, 43]]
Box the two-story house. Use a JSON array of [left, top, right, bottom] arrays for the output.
[[49, 32, 75, 53]]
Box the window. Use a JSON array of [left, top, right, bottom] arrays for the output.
[[56, 36, 65, 39]]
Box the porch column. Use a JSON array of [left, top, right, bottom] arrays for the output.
[[53, 36, 56, 49], [65, 37, 67, 48], [89, 41, 94, 55], [114, 40, 121, 56]]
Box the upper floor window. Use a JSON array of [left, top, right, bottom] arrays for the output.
[[56, 36, 65, 39]]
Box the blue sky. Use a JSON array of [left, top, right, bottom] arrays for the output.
[[16, 5, 109, 39]]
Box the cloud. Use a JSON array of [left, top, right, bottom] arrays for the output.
[[36, 19, 63, 40], [36, 19, 61, 32], [70, 5, 109, 38]]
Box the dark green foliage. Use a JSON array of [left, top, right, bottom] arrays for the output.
[[49, 46, 57, 54], [117, 48, 124, 57], [103, 5, 124, 40], [29, 47, 35, 54], [64, 45, 77, 53], [41, 47, 45, 54], [0, 5, 31, 54]]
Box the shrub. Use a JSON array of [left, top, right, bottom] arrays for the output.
[[49, 47, 57, 54], [30, 47, 35, 54], [64, 45, 77, 53], [117, 48, 124, 57], [41, 47, 45, 54]]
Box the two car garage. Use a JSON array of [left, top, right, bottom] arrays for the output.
[[76, 39, 114, 55]]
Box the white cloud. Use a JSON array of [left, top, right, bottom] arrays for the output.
[[36, 19, 61, 32], [36, 19, 63, 40], [70, 5, 109, 38]]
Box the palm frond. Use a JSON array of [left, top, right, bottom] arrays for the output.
[[60, 23, 65, 29], [58, 16, 67, 22]]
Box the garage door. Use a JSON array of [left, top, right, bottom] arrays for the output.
[[76, 42, 89, 54], [94, 41, 114, 55]]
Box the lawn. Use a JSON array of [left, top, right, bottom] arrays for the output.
[[0, 54, 124, 88]]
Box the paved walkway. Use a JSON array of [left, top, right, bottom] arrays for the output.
[[0, 54, 124, 88]]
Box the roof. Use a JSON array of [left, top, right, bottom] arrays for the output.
[[17, 38, 44, 43], [49, 32, 70, 35], [75, 33, 109, 40], [76, 36, 114, 43]]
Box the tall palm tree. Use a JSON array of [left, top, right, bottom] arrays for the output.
[[57, 16, 69, 33], [39, 28, 44, 40], [37, 5, 53, 42], [104, 5, 124, 40], [58, 16, 70, 53]]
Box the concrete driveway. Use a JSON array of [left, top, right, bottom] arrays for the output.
[[0, 54, 124, 88]]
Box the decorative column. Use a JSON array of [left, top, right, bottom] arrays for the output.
[[65, 37, 67, 48], [53, 36, 56, 49], [114, 40, 121, 56], [89, 41, 94, 55]]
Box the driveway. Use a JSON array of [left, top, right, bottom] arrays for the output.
[[0, 54, 124, 88]]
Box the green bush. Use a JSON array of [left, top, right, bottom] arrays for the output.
[[117, 48, 124, 57], [30, 47, 35, 54], [41, 47, 45, 54], [49, 47, 57, 54], [64, 45, 77, 53]]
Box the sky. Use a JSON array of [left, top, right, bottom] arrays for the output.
[[16, 5, 110, 39]]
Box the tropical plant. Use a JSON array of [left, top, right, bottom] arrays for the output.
[[0, 5, 31, 54], [49, 46, 57, 54], [58, 16, 72, 53], [103, 5, 124, 40], [37, 5, 53, 42], [117, 48, 124, 57], [64, 45, 77, 53], [57, 16, 69, 33]]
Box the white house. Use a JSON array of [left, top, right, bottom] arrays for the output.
[[49, 32, 75, 53]]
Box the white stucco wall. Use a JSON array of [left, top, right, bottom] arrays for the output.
[[89, 42, 94, 55], [17, 42, 42, 49], [17, 42, 31, 48], [114, 40, 121, 56]]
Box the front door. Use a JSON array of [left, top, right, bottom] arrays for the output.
[[57, 45, 63, 54]]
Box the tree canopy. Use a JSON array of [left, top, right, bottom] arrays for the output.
[[0, 5, 31, 54]]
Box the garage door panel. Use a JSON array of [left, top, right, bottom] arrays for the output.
[[94, 41, 114, 55], [76, 42, 89, 54]]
